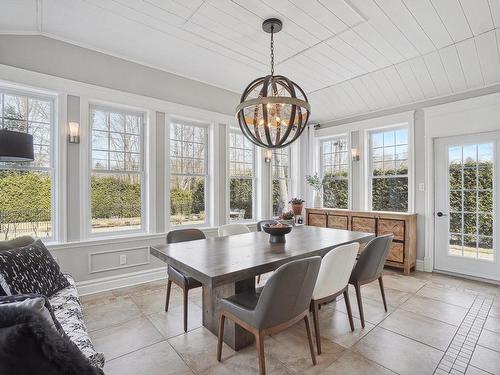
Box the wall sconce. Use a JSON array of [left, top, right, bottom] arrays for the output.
[[68, 122, 80, 144], [351, 147, 360, 162], [264, 149, 272, 163]]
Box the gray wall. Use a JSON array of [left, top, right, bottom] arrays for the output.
[[0, 35, 239, 115]]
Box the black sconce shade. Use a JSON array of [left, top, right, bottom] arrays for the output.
[[0, 129, 35, 162]]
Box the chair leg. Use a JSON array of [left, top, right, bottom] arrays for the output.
[[354, 284, 365, 328], [255, 332, 266, 375], [217, 314, 225, 362], [304, 315, 317, 366], [378, 276, 388, 312], [257, 274, 261, 284], [311, 302, 321, 355], [183, 287, 188, 332], [343, 289, 355, 332], [164, 280, 172, 312]]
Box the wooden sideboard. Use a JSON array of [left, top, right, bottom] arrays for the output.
[[306, 208, 417, 275]]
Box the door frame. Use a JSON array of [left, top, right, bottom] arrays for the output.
[[432, 133, 499, 281]]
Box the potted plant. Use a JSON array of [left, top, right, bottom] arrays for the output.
[[280, 210, 295, 226], [289, 197, 305, 215], [306, 173, 324, 208]]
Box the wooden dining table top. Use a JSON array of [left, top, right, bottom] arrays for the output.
[[150, 225, 374, 288]]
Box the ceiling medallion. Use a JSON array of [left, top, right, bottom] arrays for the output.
[[235, 18, 311, 149]]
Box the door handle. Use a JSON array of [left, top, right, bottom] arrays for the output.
[[436, 212, 447, 217]]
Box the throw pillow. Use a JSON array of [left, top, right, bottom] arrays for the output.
[[0, 240, 70, 297]]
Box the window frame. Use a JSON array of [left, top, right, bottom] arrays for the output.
[[87, 103, 147, 237], [0, 87, 57, 242], [271, 146, 292, 216], [319, 134, 351, 210], [366, 124, 413, 213], [168, 119, 210, 228], [227, 127, 256, 223]]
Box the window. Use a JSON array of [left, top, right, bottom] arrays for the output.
[[229, 130, 255, 221], [169, 121, 208, 226], [90, 106, 144, 233], [369, 127, 409, 212], [321, 137, 349, 209], [272, 147, 290, 216], [0, 90, 54, 240]]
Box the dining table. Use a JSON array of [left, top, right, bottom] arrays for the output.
[[150, 225, 374, 351]]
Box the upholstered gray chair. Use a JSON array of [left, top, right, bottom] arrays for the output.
[[217, 256, 321, 375], [165, 228, 206, 332], [256, 220, 278, 232], [349, 234, 394, 328]]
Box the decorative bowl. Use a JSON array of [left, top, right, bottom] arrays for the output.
[[262, 223, 293, 243]]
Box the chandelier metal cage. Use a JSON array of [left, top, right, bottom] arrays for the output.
[[235, 18, 311, 149]]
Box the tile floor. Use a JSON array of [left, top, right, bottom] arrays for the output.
[[81, 270, 500, 375]]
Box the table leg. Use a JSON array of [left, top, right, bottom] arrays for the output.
[[202, 278, 255, 351]]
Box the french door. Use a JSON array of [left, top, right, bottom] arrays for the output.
[[434, 132, 499, 281]]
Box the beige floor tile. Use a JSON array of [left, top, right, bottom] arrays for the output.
[[379, 309, 457, 351], [316, 309, 375, 348], [459, 279, 500, 296], [489, 305, 500, 319], [478, 329, 500, 353], [267, 323, 345, 374], [400, 295, 468, 326], [104, 341, 193, 375], [80, 290, 116, 306], [416, 284, 476, 308], [168, 327, 236, 373], [333, 293, 394, 325], [382, 274, 427, 293], [112, 278, 168, 297], [91, 316, 164, 360], [83, 297, 143, 332], [147, 302, 203, 338], [321, 350, 397, 375], [353, 327, 443, 375], [359, 284, 412, 307], [200, 344, 292, 375], [484, 316, 500, 334], [130, 287, 184, 315], [470, 345, 500, 375], [466, 365, 495, 374]]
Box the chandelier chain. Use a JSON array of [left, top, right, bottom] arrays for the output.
[[270, 25, 275, 76]]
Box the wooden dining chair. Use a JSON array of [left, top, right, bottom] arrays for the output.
[[165, 228, 206, 332], [349, 234, 394, 328], [218, 223, 250, 237], [310, 242, 359, 354], [217, 256, 321, 375]]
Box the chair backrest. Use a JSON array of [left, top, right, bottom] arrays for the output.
[[350, 234, 393, 284], [312, 242, 359, 300], [256, 220, 278, 232], [254, 256, 321, 329], [166, 228, 206, 244], [218, 223, 250, 237]]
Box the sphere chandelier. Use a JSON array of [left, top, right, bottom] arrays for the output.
[[235, 18, 311, 149]]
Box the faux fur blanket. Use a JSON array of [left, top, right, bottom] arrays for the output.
[[0, 305, 103, 375]]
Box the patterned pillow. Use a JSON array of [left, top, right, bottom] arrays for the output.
[[0, 240, 70, 297]]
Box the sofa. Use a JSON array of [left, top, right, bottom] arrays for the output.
[[0, 236, 104, 374]]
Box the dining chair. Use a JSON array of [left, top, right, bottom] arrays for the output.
[[256, 219, 278, 232], [165, 228, 206, 332], [217, 256, 321, 375], [349, 234, 394, 328], [218, 223, 250, 237], [310, 242, 359, 354]]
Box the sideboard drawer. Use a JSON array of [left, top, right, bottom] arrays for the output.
[[308, 213, 327, 227], [387, 242, 404, 263], [327, 215, 348, 230], [378, 219, 405, 241], [351, 216, 376, 233]]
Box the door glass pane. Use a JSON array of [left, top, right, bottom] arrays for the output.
[[448, 143, 495, 261]]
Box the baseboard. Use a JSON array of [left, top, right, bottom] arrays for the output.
[[415, 259, 425, 272], [76, 266, 167, 296]]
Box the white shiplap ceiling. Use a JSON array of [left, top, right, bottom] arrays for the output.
[[1, 0, 500, 122]]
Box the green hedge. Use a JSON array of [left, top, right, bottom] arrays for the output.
[[90, 175, 141, 219]]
